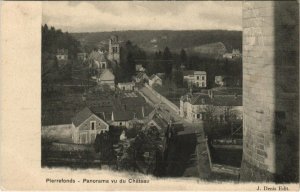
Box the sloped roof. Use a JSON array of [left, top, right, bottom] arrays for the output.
[[136, 65, 145, 71], [183, 70, 206, 76], [149, 74, 156, 80], [71, 107, 94, 127], [190, 94, 211, 105], [112, 110, 133, 121], [99, 69, 114, 80], [121, 96, 145, 106], [89, 51, 107, 63], [183, 70, 194, 76], [151, 114, 168, 130], [212, 95, 242, 106], [150, 74, 161, 81], [136, 72, 148, 79]]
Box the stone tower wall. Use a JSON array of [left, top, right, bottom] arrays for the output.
[[108, 35, 120, 64], [240, 1, 299, 182]]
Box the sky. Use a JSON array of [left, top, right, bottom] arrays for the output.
[[42, 1, 242, 33]]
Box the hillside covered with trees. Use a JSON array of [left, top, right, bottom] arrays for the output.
[[42, 24, 81, 59], [71, 30, 242, 54]]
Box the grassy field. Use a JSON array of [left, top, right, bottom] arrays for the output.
[[42, 125, 72, 143]]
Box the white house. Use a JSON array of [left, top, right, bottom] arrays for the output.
[[149, 74, 162, 87], [71, 107, 109, 144], [183, 70, 207, 88], [136, 64, 146, 72], [56, 49, 68, 60], [118, 82, 135, 91], [180, 90, 242, 122], [180, 93, 211, 122], [223, 49, 242, 59]]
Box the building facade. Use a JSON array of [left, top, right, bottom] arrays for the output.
[[56, 49, 68, 60], [183, 71, 207, 88], [97, 69, 115, 89], [180, 90, 242, 123], [117, 82, 135, 91], [71, 107, 109, 144], [149, 74, 162, 87]]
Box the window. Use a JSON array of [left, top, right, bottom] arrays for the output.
[[197, 114, 200, 119], [201, 98, 205, 104], [119, 122, 123, 126], [102, 63, 105, 68], [90, 121, 96, 130], [202, 76, 205, 80], [199, 113, 203, 120], [202, 82, 205, 87], [197, 76, 200, 80]]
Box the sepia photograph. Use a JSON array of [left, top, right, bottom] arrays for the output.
[[40, 1, 299, 185]]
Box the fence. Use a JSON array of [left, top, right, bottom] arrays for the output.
[[205, 137, 240, 176], [144, 84, 180, 114]]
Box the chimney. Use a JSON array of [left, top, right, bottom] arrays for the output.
[[102, 112, 106, 120], [209, 90, 214, 99], [142, 106, 145, 118]]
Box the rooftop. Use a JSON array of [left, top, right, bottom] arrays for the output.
[[71, 107, 95, 127], [183, 70, 206, 76]]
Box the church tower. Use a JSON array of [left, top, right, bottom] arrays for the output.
[[108, 35, 120, 65]]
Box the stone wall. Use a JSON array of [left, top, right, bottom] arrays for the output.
[[240, 1, 299, 182]]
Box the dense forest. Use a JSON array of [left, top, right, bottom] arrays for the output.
[[42, 25, 82, 84], [42, 24, 81, 59], [71, 30, 242, 54]]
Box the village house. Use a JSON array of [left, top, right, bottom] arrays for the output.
[[97, 69, 115, 89], [71, 107, 109, 144], [56, 49, 69, 67], [183, 70, 207, 88], [56, 49, 68, 60], [223, 49, 242, 59], [111, 111, 134, 128], [135, 64, 146, 72], [117, 82, 135, 91], [149, 74, 162, 87], [133, 72, 149, 83], [77, 52, 87, 61], [180, 87, 242, 122], [88, 50, 108, 70], [180, 93, 211, 121]]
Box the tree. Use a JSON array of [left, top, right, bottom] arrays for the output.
[[179, 49, 187, 66], [162, 47, 173, 78], [117, 127, 163, 175], [94, 132, 116, 165]]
